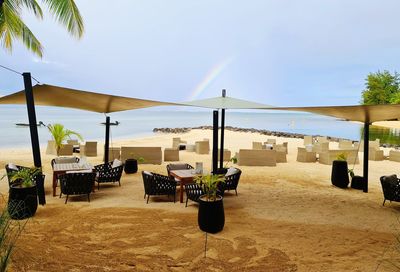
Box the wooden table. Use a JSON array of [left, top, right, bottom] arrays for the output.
[[170, 169, 196, 203], [52, 162, 92, 197]]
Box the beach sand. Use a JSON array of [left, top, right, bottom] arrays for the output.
[[1, 129, 400, 271]]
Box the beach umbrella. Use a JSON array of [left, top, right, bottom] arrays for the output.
[[179, 91, 273, 172], [0, 73, 178, 204]]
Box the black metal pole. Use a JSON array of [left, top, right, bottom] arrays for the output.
[[363, 122, 370, 193], [23, 72, 45, 205], [212, 110, 219, 173], [104, 116, 110, 163], [220, 108, 225, 169]]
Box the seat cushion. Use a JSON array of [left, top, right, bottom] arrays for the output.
[[7, 163, 18, 170], [225, 167, 238, 177], [112, 159, 123, 168]]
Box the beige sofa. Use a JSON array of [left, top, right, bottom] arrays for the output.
[[121, 146, 162, 164], [389, 150, 400, 162], [319, 149, 359, 165], [296, 147, 316, 163], [195, 140, 210, 154], [237, 149, 276, 166], [164, 148, 179, 161]]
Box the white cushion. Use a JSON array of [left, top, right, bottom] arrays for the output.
[[225, 167, 238, 177], [143, 171, 153, 176], [8, 163, 18, 170], [66, 169, 93, 174], [111, 159, 123, 168]]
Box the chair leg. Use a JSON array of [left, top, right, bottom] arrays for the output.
[[185, 197, 189, 207], [235, 189, 238, 196], [118, 181, 121, 186], [383, 199, 386, 206], [147, 195, 150, 204], [65, 195, 69, 204], [173, 193, 176, 203], [87, 194, 90, 202], [144, 193, 146, 199], [59, 192, 62, 198], [98, 182, 100, 190]]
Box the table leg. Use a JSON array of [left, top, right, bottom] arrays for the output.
[[52, 172, 57, 197], [180, 181, 184, 203]]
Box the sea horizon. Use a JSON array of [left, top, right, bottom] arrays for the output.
[[1, 105, 399, 148]]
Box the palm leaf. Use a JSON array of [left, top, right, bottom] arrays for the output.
[[16, 0, 43, 18], [0, 0, 43, 56], [43, 0, 84, 38]]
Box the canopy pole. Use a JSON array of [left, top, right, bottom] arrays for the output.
[[23, 72, 45, 205], [104, 116, 110, 163], [363, 121, 370, 193], [219, 89, 226, 169], [212, 110, 219, 173]]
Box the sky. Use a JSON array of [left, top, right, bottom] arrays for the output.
[[1, 0, 400, 106]]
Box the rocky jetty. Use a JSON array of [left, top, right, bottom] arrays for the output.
[[152, 126, 353, 143]]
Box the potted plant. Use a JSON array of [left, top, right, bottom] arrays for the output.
[[47, 123, 83, 156], [194, 174, 226, 233], [124, 156, 145, 174], [331, 153, 349, 188], [6, 167, 41, 220]]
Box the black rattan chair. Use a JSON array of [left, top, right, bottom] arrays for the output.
[[380, 175, 400, 206], [142, 171, 177, 203], [219, 168, 242, 196], [94, 162, 124, 190], [59, 172, 96, 204], [184, 182, 204, 207]]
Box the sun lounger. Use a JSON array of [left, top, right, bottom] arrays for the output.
[[80, 142, 98, 157], [218, 149, 232, 162], [58, 144, 73, 156], [296, 147, 316, 162], [164, 148, 179, 161], [195, 140, 210, 154], [389, 150, 400, 162], [369, 147, 384, 161]]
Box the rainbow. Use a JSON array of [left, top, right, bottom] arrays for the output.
[[187, 56, 234, 100]]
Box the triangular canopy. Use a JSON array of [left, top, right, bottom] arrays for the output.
[[179, 96, 273, 109], [0, 84, 177, 113], [268, 104, 400, 123]]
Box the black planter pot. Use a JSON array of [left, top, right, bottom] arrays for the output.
[[351, 175, 364, 190], [124, 159, 138, 174], [331, 160, 349, 188], [8, 184, 38, 220], [198, 195, 225, 234]]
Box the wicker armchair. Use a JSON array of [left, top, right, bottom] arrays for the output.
[[59, 172, 96, 204], [380, 175, 400, 206], [94, 162, 124, 190], [184, 182, 204, 207], [142, 171, 177, 203], [219, 168, 242, 196]]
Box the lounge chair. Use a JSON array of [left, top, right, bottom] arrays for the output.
[[80, 141, 98, 157], [389, 150, 400, 162], [59, 172, 96, 204], [94, 160, 124, 190], [195, 140, 210, 154], [303, 135, 313, 146], [296, 147, 316, 163], [338, 140, 353, 149], [252, 142, 263, 150], [58, 144, 73, 156], [164, 148, 179, 161], [380, 175, 400, 206], [142, 171, 177, 203], [172, 137, 187, 149], [108, 147, 121, 161], [237, 149, 277, 166], [67, 139, 79, 146], [319, 149, 359, 165], [219, 167, 242, 196], [120, 146, 162, 164], [46, 140, 57, 155], [369, 147, 384, 161], [218, 149, 232, 161], [184, 182, 204, 207]]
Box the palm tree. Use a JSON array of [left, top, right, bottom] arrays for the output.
[[0, 0, 84, 57], [47, 123, 83, 156]]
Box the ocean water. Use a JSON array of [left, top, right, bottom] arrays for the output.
[[0, 105, 398, 148]]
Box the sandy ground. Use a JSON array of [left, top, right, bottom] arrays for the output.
[[1, 129, 400, 271]]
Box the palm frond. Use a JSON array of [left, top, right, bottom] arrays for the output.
[[0, 0, 43, 56], [17, 0, 43, 18], [43, 0, 84, 38]]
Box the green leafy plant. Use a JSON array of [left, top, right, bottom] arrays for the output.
[[6, 167, 41, 188], [47, 123, 83, 156], [128, 154, 145, 163], [194, 174, 225, 201], [0, 0, 84, 57], [0, 198, 28, 272], [336, 153, 347, 161], [224, 156, 238, 168]]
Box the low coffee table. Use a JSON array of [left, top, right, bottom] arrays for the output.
[[52, 162, 92, 197], [170, 169, 196, 203]]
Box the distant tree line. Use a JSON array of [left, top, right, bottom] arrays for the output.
[[361, 70, 400, 105]]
